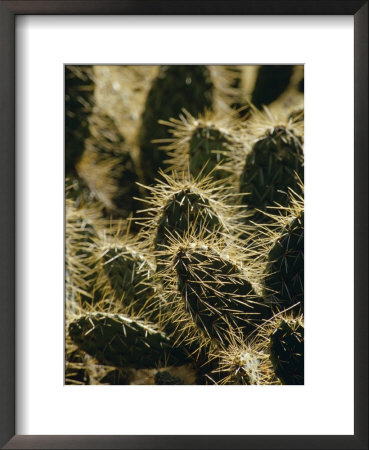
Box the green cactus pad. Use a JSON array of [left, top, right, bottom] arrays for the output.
[[265, 211, 304, 308], [239, 126, 303, 222], [139, 65, 214, 184], [189, 126, 231, 180], [269, 317, 304, 385], [174, 246, 270, 345], [155, 188, 223, 255], [69, 312, 187, 369], [101, 245, 155, 316]]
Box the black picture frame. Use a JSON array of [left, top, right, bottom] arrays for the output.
[[0, 1, 367, 449]]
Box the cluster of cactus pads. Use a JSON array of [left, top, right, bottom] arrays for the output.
[[65, 65, 304, 385]]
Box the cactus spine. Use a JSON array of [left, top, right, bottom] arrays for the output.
[[214, 340, 278, 385]]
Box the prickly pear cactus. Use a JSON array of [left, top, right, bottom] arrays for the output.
[[189, 125, 230, 179], [260, 186, 304, 308], [157, 189, 221, 254], [159, 239, 270, 346], [65, 65, 304, 385], [239, 114, 304, 223], [158, 110, 243, 183], [68, 312, 187, 369], [265, 212, 304, 308], [137, 172, 250, 272], [96, 233, 156, 317], [269, 316, 304, 385]]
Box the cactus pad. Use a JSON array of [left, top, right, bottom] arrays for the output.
[[100, 243, 156, 317], [173, 244, 270, 345], [269, 317, 304, 385], [265, 211, 304, 308], [188, 125, 232, 180], [239, 124, 303, 222], [155, 188, 223, 254], [69, 312, 187, 369]]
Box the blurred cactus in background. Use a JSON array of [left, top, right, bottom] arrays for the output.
[[65, 64, 304, 385], [139, 65, 214, 185], [65, 66, 94, 175]]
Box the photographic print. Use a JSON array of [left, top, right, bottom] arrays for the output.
[[65, 65, 304, 386]]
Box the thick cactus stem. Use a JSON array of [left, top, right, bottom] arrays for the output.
[[100, 243, 156, 318], [240, 124, 303, 222], [155, 188, 223, 255], [157, 109, 243, 183], [188, 126, 231, 180], [136, 172, 250, 273], [69, 312, 187, 369], [174, 245, 270, 345], [269, 317, 304, 385], [265, 211, 304, 308]]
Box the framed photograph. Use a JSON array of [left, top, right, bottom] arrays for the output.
[[1, 1, 367, 449]]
